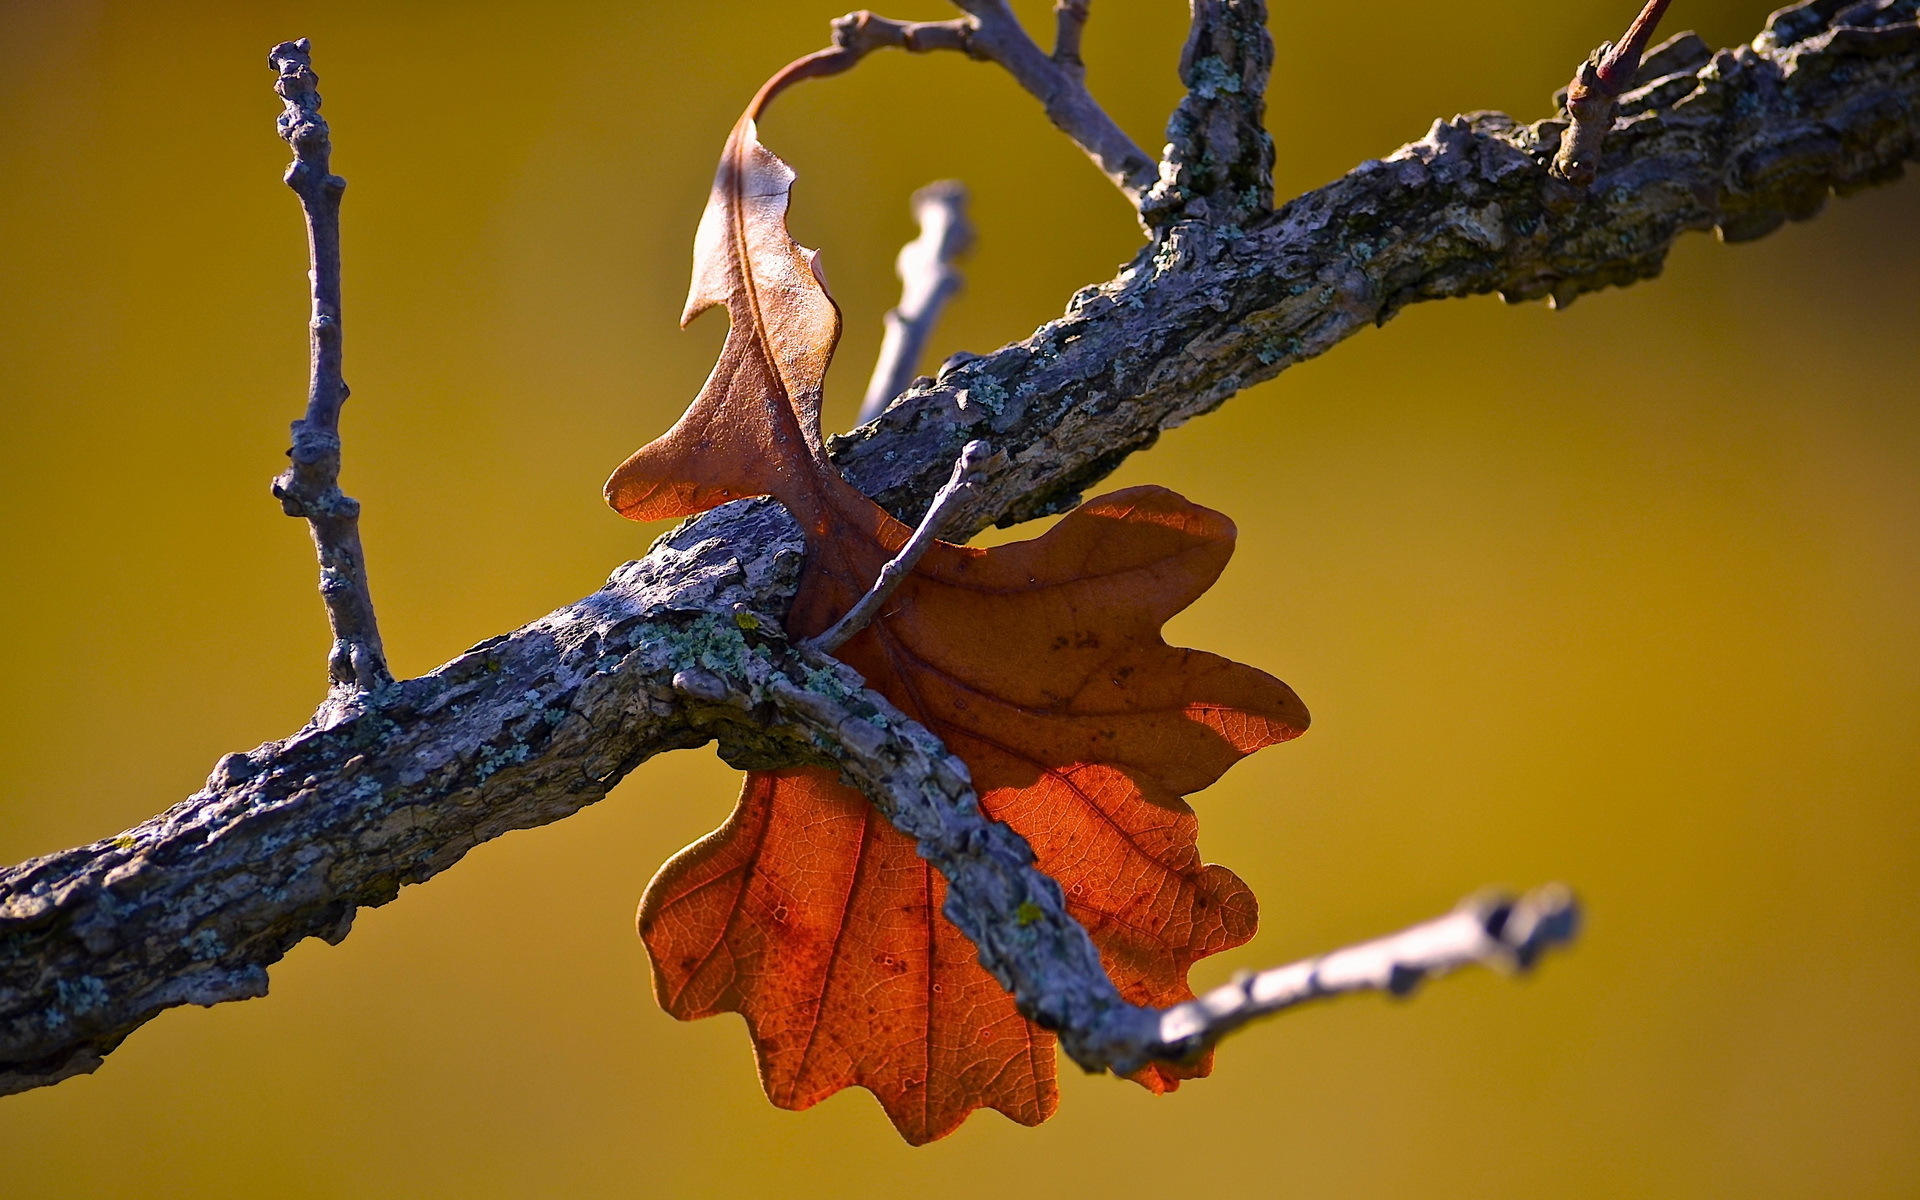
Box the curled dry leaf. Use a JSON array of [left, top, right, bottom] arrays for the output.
[[606, 58, 1308, 1145]]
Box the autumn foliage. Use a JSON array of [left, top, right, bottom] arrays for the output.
[[605, 62, 1308, 1145]]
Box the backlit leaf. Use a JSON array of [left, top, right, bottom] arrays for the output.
[[608, 61, 1308, 1145]]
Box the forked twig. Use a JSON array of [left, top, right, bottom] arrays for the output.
[[1552, 0, 1678, 186], [858, 181, 974, 424], [950, 0, 1157, 203], [808, 440, 991, 654], [762, 3, 1156, 208], [268, 39, 390, 705]]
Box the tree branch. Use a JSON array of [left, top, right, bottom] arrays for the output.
[[1152, 885, 1578, 1053], [4, 0, 1915, 1093], [0, 499, 808, 1095], [1142, 0, 1277, 229], [832, 0, 1920, 532], [858, 181, 974, 424], [1552, 0, 1678, 186], [817, 4, 1158, 207], [643, 615, 1578, 1079], [0, 479, 1575, 1093], [266, 39, 390, 709]]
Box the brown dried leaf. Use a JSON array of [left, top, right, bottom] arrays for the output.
[[608, 69, 1307, 1144]]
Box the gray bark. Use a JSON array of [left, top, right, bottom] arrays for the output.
[[267, 38, 390, 706], [859, 182, 974, 424], [836, 3, 1920, 533], [3, 0, 1915, 1096]]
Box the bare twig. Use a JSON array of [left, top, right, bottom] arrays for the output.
[[807, 439, 991, 653], [833, 9, 973, 55], [267, 39, 390, 707], [786, 5, 1156, 208], [1142, 0, 1277, 228], [1551, 0, 1677, 186], [951, 0, 1157, 203], [738, 7, 973, 115], [1154, 886, 1579, 1052], [858, 182, 974, 423]]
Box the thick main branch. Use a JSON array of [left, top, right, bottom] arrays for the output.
[[3, 0, 1915, 1095]]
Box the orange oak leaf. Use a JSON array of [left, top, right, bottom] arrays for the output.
[[607, 63, 1308, 1145]]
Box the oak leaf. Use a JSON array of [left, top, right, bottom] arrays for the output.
[[607, 62, 1308, 1145]]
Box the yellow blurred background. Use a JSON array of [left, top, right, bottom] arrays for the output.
[[2, 0, 1916, 1195]]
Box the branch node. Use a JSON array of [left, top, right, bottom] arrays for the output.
[[1550, 0, 1676, 187], [1485, 881, 1582, 970]]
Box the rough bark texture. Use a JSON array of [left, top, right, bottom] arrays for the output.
[[839, 3, 1920, 532], [0, 500, 806, 1094], [4, 0, 1916, 1095], [1552, 0, 1679, 186], [1141, 0, 1276, 227]]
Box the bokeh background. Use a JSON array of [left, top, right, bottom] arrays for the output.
[[3, 1, 1916, 1196]]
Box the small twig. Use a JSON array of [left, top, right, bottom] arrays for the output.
[[743, 11, 980, 118], [1551, 0, 1677, 186], [833, 9, 974, 55], [268, 38, 390, 705], [951, 0, 1156, 204], [807, 440, 991, 654], [1053, 0, 1091, 71], [1150, 885, 1580, 1057], [858, 182, 974, 424], [763, 6, 1156, 209]]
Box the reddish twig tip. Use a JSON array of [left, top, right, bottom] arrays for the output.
[[1551, 0, 1677, 188]]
